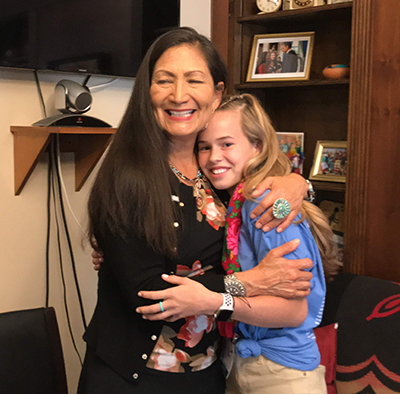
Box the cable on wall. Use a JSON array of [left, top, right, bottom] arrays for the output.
[[52, 137, 87, 330], [55, 136, 86, 235], [88, 77, 119, 91], [50, 141, 83, 365], [82, 74, 91, 87], [35, 71, 87, 362], [45, 149, 53, 308], [33, 70, 47, 118]]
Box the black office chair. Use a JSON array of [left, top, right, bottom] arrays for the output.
[[0, 307, 68, 394]]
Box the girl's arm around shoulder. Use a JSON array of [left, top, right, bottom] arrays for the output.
[[136, 275, 308, 326], [136, 274, 226, 322], [232, 295, 307, 328]]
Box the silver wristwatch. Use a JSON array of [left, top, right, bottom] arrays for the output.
[[224, 274, 247, 297], [213, 293, 235, 322]]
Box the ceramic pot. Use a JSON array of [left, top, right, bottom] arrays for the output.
[[323, 64, 350, 79]]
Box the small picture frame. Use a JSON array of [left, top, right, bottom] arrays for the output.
[[247, 32, 315, 82], [310, 140, 347, 182], [319, 200, 345, 234], [276, 132, 305, 174]]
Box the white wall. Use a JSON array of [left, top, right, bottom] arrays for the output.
[[0, 1, 210, 393], [181, 0, 211, 38]]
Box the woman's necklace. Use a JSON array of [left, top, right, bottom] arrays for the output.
[[169, 162, 203, 183]]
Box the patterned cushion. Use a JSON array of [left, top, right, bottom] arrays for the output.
[[334, 276, 400, 393]]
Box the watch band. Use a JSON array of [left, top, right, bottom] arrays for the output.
[[213, 293, 235, 322], [224, 274, 247, 297], [305, 179, 316, 203]]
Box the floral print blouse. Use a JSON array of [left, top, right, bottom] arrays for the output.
[[146, 177, 226, 373]]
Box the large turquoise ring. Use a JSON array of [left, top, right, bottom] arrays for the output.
[[272, 198, 291, 219]]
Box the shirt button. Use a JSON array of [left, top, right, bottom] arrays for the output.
[[132, 373, 139, 379], [142, 354, 148, 360], [179, 202, 185, 207], [173, 222, 179, 228], [151, 335, 157, 341]]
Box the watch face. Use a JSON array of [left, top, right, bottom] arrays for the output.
[[294, 0, 314, 6], [257, 0, 282, 13]]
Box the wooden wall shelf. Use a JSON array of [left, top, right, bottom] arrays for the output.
[[236, 78, 349, 90], [312, 181, 346, 193], [11, 126, 117, 195]]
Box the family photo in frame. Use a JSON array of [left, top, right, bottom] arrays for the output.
[[276, 132, 305, 174], [310, 140, 347, 183], [247, 32, 314, 82]]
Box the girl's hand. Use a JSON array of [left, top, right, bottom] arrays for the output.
[[250, 173, 308, 233], [136, 275, 222, 322], [91, 249, 104, 271]]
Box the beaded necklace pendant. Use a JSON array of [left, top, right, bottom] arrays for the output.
[[169, 163, 202, 183]]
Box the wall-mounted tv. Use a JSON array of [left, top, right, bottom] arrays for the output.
[[0, 0, 180, 78]]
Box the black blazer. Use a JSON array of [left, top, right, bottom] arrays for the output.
[[281, 50, 298, 73], [83, 181, 226, 384]]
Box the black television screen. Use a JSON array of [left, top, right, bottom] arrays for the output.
[[0, 0, 180, 77]]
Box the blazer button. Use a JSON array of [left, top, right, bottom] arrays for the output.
[[142, 354, 148, 360], [132, 373, 139, 379], [179, 202, 185, 207], [173, 222, 179, 228], [151, 335, 157, 341]]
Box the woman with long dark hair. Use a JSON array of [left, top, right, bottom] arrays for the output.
[[79, 27, 311, 393], [267, 51, 279, 73]]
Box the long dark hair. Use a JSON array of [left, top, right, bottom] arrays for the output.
[[88, 27, 228, 257]]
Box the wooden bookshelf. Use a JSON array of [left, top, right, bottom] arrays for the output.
[[224, 0, 400, 281]]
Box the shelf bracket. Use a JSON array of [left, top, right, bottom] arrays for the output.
[[59, 133, 114, 191], [11, 126, 117, 195]]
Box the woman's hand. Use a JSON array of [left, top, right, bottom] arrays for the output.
[[236, 239, 313, 299], [250, 173, 308, 233], [92, 239, 104, 271], [136, 275, 222, 322], [91, 245, 104, 271]]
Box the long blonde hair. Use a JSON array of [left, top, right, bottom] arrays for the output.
[[216, 94, 341, 280]]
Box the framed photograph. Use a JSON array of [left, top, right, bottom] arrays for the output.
[[310, 141, 347, 182], [276, 132, 305, 174], [247, 32, 315, 82]]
